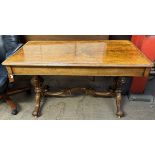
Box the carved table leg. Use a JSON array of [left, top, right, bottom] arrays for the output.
[[115, 77, 126, 118], [31, 76, 44, 117]]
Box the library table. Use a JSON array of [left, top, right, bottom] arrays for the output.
[[2, 40, 153, 117]]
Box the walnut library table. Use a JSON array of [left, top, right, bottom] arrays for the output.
[[2, 40, 153, 117]]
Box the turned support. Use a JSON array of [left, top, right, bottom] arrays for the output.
[[31, 76, 44, 117], [115, 77, 126, 117]]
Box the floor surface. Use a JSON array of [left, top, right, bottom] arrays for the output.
[[0, 93, 155, 120], [0, 76, 155, 120]]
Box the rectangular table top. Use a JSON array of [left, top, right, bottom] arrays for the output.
[[2, 40, 153, 67]]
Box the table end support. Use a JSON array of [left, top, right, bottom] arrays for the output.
[[31, 76, 44, 117], [115, 77, 126, 118]]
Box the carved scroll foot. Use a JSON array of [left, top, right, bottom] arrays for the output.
[[31, 76, 44, 117]]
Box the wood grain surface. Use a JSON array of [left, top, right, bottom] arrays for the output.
[[3, 40, 153, 67]]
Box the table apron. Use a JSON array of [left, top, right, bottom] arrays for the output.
[[6, 66, 150, 77]]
